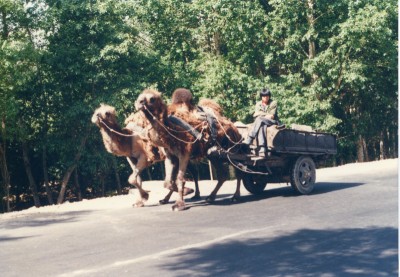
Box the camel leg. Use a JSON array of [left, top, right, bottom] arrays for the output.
[[163, 154, 178, 192], [206, 158, 228, 203], [187, 162, 201, 200], [159, 156, 178, 205], [160, 156, 194, 205], [231, 171, 242, 202], [126, 157, 149, 207], [159, 189, 174, 205], [172, 155, 190, 211]]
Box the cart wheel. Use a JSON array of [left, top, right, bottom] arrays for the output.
[[242, 173, 268, 194], [290, 156, 316, 195]]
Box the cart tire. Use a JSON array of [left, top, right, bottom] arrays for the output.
[[242, 174, 267, 194], [290, 156, 316, 195]]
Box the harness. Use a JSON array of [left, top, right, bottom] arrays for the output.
[[167, 115, 202, 140], [197, 106, 218, 143], [167, 105, 218, 144]]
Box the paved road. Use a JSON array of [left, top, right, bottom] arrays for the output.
[[0, 159, 398, 277]]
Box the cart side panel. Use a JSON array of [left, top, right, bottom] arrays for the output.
[[266, 126, 337, 154]]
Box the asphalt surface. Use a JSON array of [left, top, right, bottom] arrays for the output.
[[0, 159, 398, 277]]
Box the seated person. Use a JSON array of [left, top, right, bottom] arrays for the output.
[[243, 88, 283, 155]]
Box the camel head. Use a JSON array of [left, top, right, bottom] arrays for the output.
[[135, 89, 167, 119], [91, 104, 118, 127]]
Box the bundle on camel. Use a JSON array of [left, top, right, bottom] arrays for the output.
[[135, 88, 244, 211], [91, 104, 197, 207]]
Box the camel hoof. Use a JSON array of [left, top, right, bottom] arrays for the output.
[[230, 196, 240, 203], [191, 194, 201, 200], [205, 195, 216, 203], [159, 199, 169, 205], [133, 201, 145, 208], [183, 187, 194, 196], [171, 201, 186, 211]]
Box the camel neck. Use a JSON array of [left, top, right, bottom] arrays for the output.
[[99, 121, 132, 156]]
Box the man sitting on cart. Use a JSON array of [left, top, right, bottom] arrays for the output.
[[243, 87, 284, 156]]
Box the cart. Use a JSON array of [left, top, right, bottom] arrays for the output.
[[229, 124, 337, 195]]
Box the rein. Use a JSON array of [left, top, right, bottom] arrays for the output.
[[98, 116, 139, 137]]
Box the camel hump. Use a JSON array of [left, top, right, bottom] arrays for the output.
[[171, 88, 195, 107], [198, 98, 223, 116]]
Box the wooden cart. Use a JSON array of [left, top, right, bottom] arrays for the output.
[[228, 124, 337, 195]]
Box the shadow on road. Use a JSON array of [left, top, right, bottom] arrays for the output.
[[159, 226, 398, 276], [186, 182, 364, 208], [0, 210, 94, 230], [312, 182, 364, 195], [0, 235, 36, 242]]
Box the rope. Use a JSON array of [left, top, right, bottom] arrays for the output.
[[211, 110, 243, 145], [98, 116, 139, 137], [226, 153, 270, 175]]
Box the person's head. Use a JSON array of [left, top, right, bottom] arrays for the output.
[[259, 88, 271, 102]]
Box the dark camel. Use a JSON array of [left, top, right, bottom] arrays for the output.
[[135, 88, 244, 211]]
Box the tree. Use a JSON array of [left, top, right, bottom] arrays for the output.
[[0, 0, 43, 211], [310, 0, 398, 161], [45, 0, 163, 203]]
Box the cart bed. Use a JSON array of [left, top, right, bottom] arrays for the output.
[[266, 126, 337, 155], [235, 123, 337, 156]]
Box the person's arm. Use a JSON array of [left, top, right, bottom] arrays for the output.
[[252, 102, 262, 118], [253, 103, 276, 119], [267, 101, 277, 120], [253, 110, 264, 118]]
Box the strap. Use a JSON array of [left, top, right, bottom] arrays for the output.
[[198, 106, 218, 142], [167, 115, 202, 140]]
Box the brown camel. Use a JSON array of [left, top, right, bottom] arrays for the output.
[[135, 88, 244, 211], [91, 104, 197, 207]]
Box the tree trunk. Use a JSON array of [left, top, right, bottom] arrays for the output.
[[1, 7, 9, 40], [391, 129, 397, 158], [213, 32, 221, 55], [306, 0, 318, 82], [100, 174, 105, 197], [0, 144, 11, 212], [42, 146, 54, 205], [306, 0, 316, 60], [74, 168, 82, 201], [363, 138, 369, 162], [112, 157, 122, 195], [379, 132, 385, 160], [22, 142, 41, 207], [57, 133, 89, 204], [57, 164, 77, 204], [357, 135, 365, 162]]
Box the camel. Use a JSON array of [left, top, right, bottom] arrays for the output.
[[135, 88, 244, 211], [91, 104, 198, 207]]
